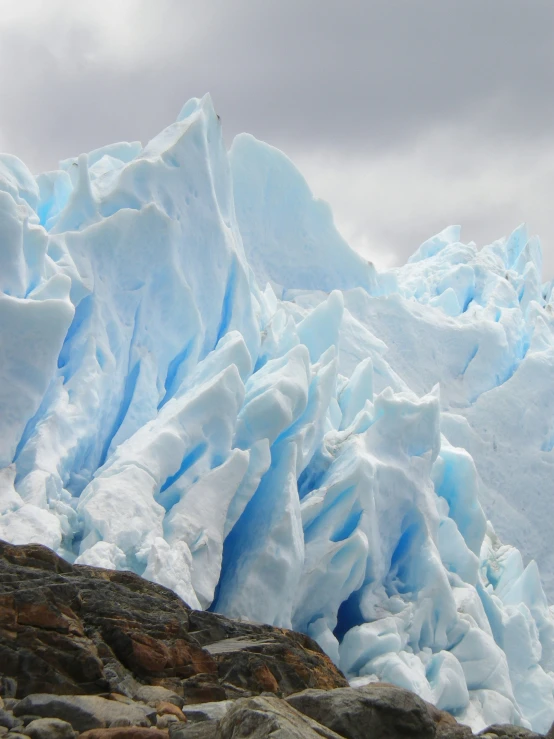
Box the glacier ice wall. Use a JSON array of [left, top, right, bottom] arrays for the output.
[[1, 95, 554, 732]]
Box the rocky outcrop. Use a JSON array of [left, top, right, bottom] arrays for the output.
[[0, 540, 346, 701], [1, 540, 553, 739]]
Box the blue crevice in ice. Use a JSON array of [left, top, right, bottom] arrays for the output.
[[297, 450, 332, 500], [386, 515, 425, 596], [331, 507, 363, 543], [518, 335, 530, 362], [215, 257, 238, 347], [57, 295, 94, 382], [541, 430, 554, 453], [156, 442, 208, 511], [303, 485, 357, 542], [333, 587, 365, 642], [460, 344, 479, 376], [98, 359, 141, 468], [12, 380, 60, 471], [462, 286, 475, 313], [158, 339, 195, 410], [476, 581, 505, 649]]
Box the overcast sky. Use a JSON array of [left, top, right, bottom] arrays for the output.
[[1, 0, 553, 275]]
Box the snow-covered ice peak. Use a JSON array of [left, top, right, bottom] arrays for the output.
[[1, 94, 554, 731]]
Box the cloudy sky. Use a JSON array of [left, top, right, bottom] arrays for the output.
[[1, 0, 553, 275]]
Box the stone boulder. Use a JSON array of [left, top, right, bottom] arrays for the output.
[[480, 726, 543, 739], [13, 695, 155, 733], [170, 695, 343, 739], [181, 701, 233, 724], [286, 683, 436, 739], [23, 718, 76, 739]]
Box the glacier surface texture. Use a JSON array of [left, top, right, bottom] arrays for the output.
[[2, 95, 554, 732]]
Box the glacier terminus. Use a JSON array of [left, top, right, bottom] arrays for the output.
[[1, 95, 554, 732]]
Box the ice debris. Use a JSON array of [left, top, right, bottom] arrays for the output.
[[1, 95, 554, 732]]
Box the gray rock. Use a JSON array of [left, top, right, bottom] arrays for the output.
[[108, 719, 133, 728], [24, 719, 76, 739], [3, 704, 18, 714], [482, 726, 542, 739], [182, 701, 233, 724], [169, 723, 219, 739], [218, 695, 343, 739], [0, 711, 17, 730], [18, 718, 41, 727], [5, 734, 28, 739], [437, 724, 475, 739], [169, 694, 344, 739], [13, 696, 155, 733], [156, 715, 180, 730], [0, 680, 16, 700], [102, 662, 141, 700], [133, 687, 184, 709], [286, 684, 436, 739], [0, 728, 7, 737]]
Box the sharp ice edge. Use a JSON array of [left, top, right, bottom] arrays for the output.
[[1, 94, 554, 731]]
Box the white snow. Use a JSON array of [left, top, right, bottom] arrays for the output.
[[0, 94, 554, 731]]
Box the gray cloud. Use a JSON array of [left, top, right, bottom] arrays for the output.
[[1, 0, 554, 275]]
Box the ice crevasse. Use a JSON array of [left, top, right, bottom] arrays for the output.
[[2, 95, 554, 732]]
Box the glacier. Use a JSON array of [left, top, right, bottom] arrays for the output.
[[1, 94, 554, 732]]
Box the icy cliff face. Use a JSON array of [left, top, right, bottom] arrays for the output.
[[1, 95, 554, 732]]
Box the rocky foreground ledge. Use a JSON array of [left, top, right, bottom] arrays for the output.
[[0, 540, 549, 739]]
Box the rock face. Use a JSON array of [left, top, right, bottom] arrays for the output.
[[0, 540, 346, 701], [286, 685, 436, 739], [1, 540, 553, 739]]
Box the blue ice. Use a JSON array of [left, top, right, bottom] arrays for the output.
[[1, 94, 554, 731]]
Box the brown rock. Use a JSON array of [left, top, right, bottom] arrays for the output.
[[127, 634, 172, 674], [132, 689, 182, 710], [79, 729, 168, 739], [437, 724, 475, 739], [0, 540, 347, 702], [154, 704, 185, 722], [251, 664, 279, 694], [203, 632, 347, 698], [180, 676, 227, 706], [481, 725, 542, 739], [425, 700, 459, 727]]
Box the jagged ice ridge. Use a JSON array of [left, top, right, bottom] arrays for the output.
[[1, 95, 554, 732]]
